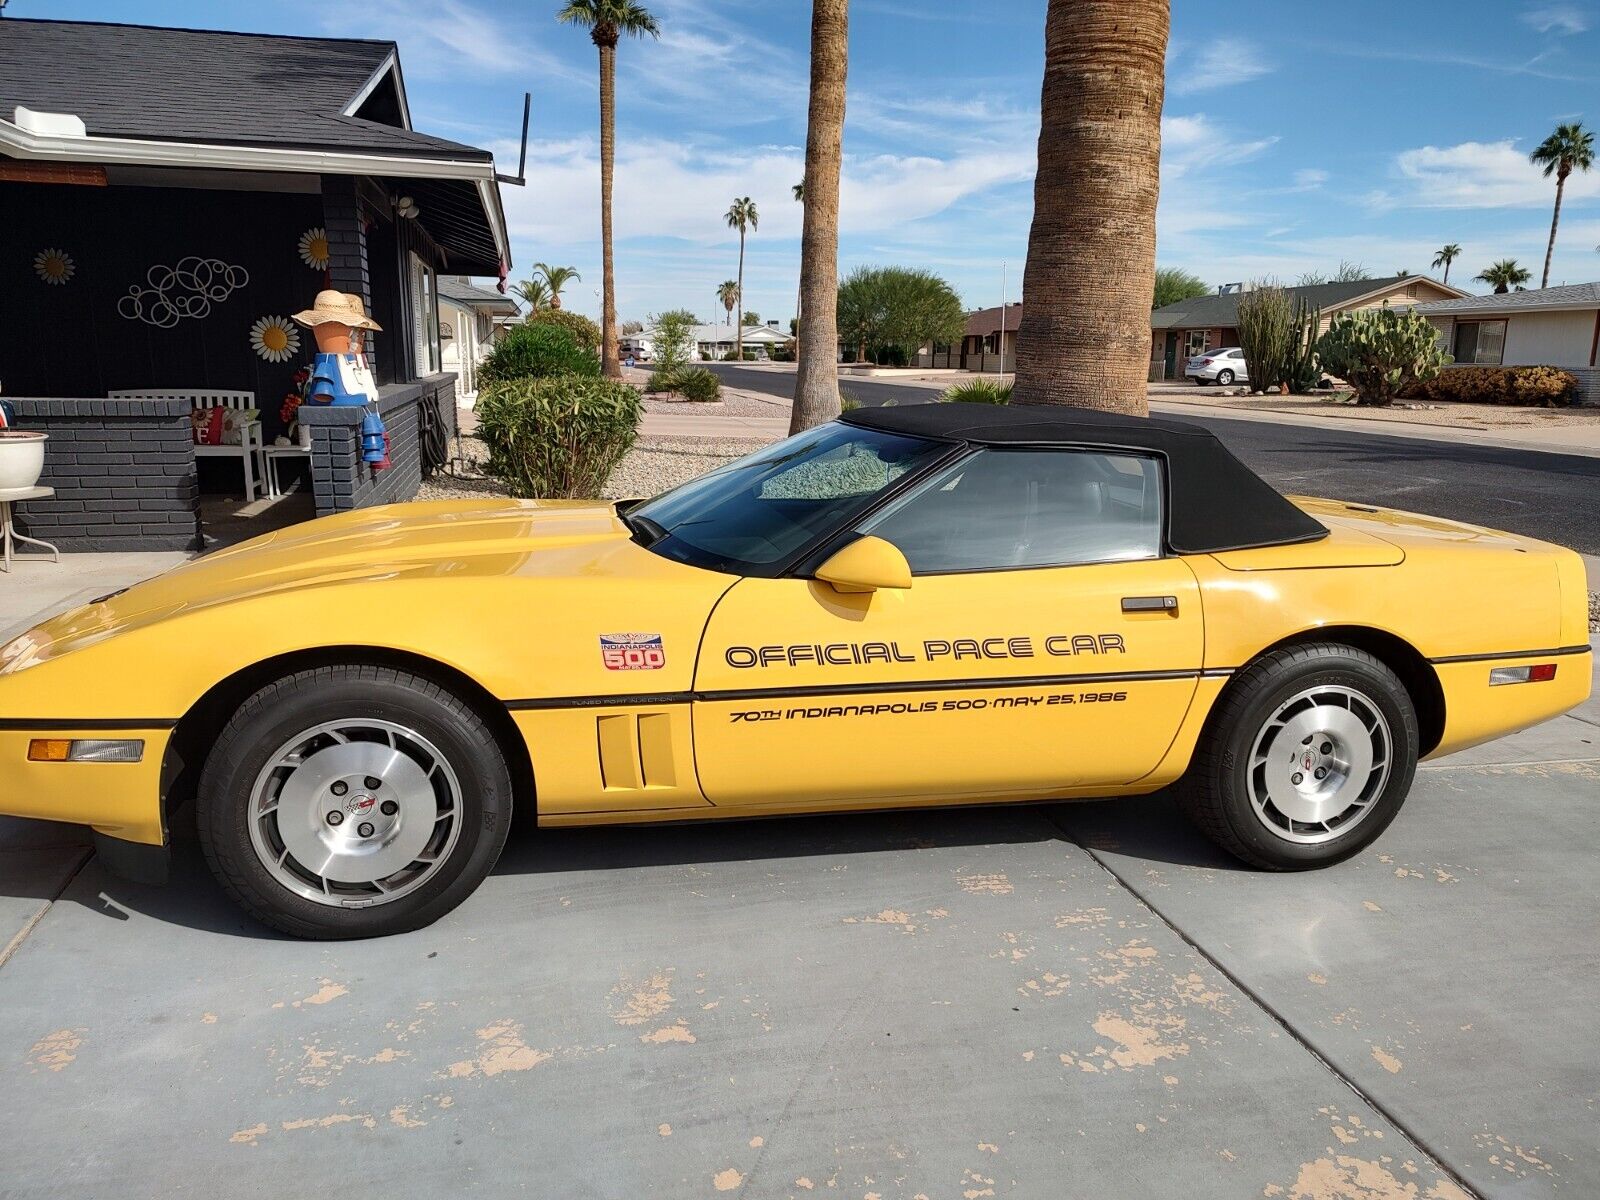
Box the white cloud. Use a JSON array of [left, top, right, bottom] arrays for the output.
[[1170, 42, 1274, 96], [1293, 168, 1330, 189], [1522, 4, 1590, 34], [1390, 139, 1600, 208], [321, 0, 578, 81]]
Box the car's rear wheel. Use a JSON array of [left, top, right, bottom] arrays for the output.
[[197, 665, 513, 938], [1177, 643, 1418, 869], [1216, 369, 1235, 385]]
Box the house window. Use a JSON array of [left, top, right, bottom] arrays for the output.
[[1452, 319, 1506, 366], [1184, 330, 1208, 357], [409, 252, 441, 375]]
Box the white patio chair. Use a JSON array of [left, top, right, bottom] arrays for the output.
[[109, 389, 265, 502]]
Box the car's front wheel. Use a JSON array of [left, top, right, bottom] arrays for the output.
[[1177, 644, 1419, 869], [197, 665, 513, 938]]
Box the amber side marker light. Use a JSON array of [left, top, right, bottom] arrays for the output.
[[28, 739, 144, 763], [1489, 664, 1558, 686]]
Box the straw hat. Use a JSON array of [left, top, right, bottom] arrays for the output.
[[292, 290, 382, 331]]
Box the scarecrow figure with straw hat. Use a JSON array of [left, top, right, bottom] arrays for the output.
[[293, 290, 391, 469]]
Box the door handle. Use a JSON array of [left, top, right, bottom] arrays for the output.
[[1121, 595, 1178, 614]]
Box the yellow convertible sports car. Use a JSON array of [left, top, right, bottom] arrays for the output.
[[0, 403, 1590, 938]]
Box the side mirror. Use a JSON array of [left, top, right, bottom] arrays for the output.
[[814, 536, 912, 594]]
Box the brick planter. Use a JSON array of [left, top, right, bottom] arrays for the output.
[[7, 397, 201, 553]]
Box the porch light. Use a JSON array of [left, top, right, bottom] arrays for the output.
[[395, 195, 420, 219], [28, 738, 145, 763]]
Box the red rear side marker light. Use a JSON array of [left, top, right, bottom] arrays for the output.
[[1489, 664, 1558, 686]]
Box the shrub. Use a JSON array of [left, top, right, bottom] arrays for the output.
[[772, 339, 797, 362], [525, 306, 601, 353], [650, 308, 697, 372], [940, 378, 1013, 404], [480, 322, 600, 385], [1316, 306, 1450, 406], [475, 376, 642, 498], [646, 365, 721, 402], [1401, 365, 1577, 407]]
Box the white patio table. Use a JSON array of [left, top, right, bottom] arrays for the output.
[[0, 485, 60, 572]]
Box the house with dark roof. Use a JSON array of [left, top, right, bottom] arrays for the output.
[[919, 302, 1022, 372], [438, 277, 521, 400], [1415, 283, 1600, 404], [0, 18, 514, 551], [1150, 276, 1468, 381]]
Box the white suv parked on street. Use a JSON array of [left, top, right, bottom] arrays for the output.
[[1185, 347, 1248, 386]]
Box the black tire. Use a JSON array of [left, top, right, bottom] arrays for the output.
[[1177, 643, 1419, 870], [197, 665, 514, 938], [1192, 377, 1208, 386], [1216, 369, 1234, 386]]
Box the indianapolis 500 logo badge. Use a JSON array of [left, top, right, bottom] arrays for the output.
[[600, 633, 666, 671]]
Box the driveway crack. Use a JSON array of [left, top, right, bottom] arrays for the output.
[[0, 846, 92, 972], [1045, 811, 1484, 1200]]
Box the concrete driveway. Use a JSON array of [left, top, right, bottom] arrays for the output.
[[1, 648, 1595, 1199]]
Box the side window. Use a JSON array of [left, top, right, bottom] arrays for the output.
[[857, 448, 1163, 573]]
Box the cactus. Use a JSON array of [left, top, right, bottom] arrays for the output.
[[1314, 305, 1451, 406], [1236, 285, 1294, 394], [1285, 299, 1322, 393]]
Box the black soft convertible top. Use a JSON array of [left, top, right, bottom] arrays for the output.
[[840, 402, 1327, 554]]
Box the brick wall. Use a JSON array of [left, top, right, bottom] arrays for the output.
[[297, 375, 455, 517], [9, 397, 201, 552]]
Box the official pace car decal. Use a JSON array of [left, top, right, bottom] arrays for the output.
[[600, 633, 666, 671], [724, 633, 1126, 669]]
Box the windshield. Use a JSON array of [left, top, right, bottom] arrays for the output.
[[627, 422, 949, 575]]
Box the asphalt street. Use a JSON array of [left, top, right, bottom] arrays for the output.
[[708, 365, 1600, 556]]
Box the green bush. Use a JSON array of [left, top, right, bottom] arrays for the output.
[[939, 378, 1013, 404], [480, 322, 600, 385], [646, 366, 721, 402], [525, 307, 601, 353], [772, 338, 797, 362], [1401, 365, 1577, 407], [475, 376, 642, 498], [1316, 306, 1450, 406]]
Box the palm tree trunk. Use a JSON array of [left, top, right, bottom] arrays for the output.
[[735, 231, 746, 362], [599, 42, 621, 377], [1443, 261, 1450, 284], [1012, 0, 1168, 414], [1541, 170, 1567, 290], [791, 0, 848, 433]]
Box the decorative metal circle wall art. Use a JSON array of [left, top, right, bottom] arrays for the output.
[[117, 257, 249, 328], [33, 248, 75, 285], [298, 227, 331, 271], [250, 315, 301, 363]]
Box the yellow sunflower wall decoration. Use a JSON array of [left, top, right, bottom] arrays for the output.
[[250, 315, 301, 363], [297, 227, 331, 271], [34, 248, 75, 285]]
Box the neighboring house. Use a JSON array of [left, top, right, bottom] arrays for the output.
[[0, 18, 511, 551], [1150, 276, 1469, 381], [920, 303, 1021, 372], [439, 276, 520, 401], [674, 322, 790, 360], [1415, 283, 1600, 405]]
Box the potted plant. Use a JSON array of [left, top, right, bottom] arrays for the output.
[[0, 429, 47, 491]]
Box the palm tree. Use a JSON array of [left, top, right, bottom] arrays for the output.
[[1431, 244, 1462, 284], [725, 196, 759, 362], [534, 262, 581, 309], [1013, 0, 1168, 413], [513, 276, 550, 312], [1530, 122, 1595, 289], [791, 2, 847, 432], [557, 0, 660, 377], [1475, 259, 1532, 294], [791, 180, 806, 333], [717, 279, 740, 326]]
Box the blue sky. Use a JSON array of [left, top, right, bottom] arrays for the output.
[[14, 0, 1600, 323]]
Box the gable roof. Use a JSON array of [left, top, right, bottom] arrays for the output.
[[438, 277, 519, 312], [0, 18, 488, 161], [1415, 282, 1600, 316], [1151, 275, 1466, 330], [965, 303, 1023, 338]]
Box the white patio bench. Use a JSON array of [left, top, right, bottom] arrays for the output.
[[109, 388, 264, 502]]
